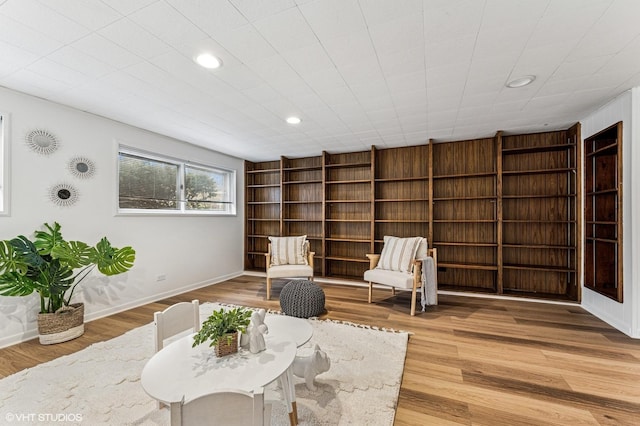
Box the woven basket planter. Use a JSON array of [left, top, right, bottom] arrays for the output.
[[214, 332, 239, 357], [37, 303, 85, 345]]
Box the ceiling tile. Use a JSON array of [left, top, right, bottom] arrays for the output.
[[213, 25, 278, 66], [229, 0, 296, 22], [423, 0, 483, 42], [72, 33, 141, 69], [368, 14, 424, 56], [129, 1, 208, 48], [98, 18, 172, 60], [27, 57, 89, 87], [0, 40, 38, 77], [0, 14, 62, 55], [299, 0, 366, 41], [167, 0, 248, 37], [1, 0, 91, 44], [98, 0, 157, 16], [253, 6, 317, 52], [37, 0, 121, 30], [47, 46, 115, 78], [359, 0, 422, 26], [281, 42, 335, 76]]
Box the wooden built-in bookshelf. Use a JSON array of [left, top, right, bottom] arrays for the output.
[[501, 125, 579, 299], [245, 160, 281, 271], [245, 124, 583, 301], [374, 145, 430, 254], [323, 150, 374, 280], [584, 121, 622, 302], [281, 155, 324, 276], [432, 137, 498, 293]]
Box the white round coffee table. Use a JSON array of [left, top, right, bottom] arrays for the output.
[[264, 315, 313, 348]]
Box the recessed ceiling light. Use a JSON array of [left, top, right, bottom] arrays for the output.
[[286, 116, 301, 124], [506, 75, 536, 88], [195, 53, 222, 69]]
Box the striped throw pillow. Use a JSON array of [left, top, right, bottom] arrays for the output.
[[269, 235, 308, 266], [376, 236, 422, 273]]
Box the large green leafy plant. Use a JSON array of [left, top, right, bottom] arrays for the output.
[[0, 222, 136, 314], [192, 307, 251, 347]]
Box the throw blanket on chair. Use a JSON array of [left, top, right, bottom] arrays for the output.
[[420, 257, 438, 310]]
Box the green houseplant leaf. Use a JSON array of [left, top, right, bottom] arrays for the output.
[[50, 240, 94, 269], [33, 222, 64, 256], [93, 238, 136, 275], [0, 240, 29, 276], [0, 222, 136, 313], [8, 236, 47, 273], [192, 307, 252, 348], [0, 272, 38, 297]]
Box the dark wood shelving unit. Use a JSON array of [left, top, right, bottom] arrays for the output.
[[584, 121, 623, 302], [373, 145, 430, 253], [281, 155, 324, 276], [244, 125, 582, 302], [244, 160, 281, 271], [500, 124, 580, 300], [432, 137, 498, 293], [323, 149, 374, 279]]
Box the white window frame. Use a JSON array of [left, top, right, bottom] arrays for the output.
[[0, 113, 9, 216], [116, 146, 236, 216]]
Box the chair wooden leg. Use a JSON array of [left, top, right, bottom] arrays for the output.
[[410, 287, 417, 316], [391, 287, 396, 296], [368, 281, 373, 303], [266, 277, 272, 300]]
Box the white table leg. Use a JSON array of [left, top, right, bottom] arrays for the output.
[[278, 367, 297, 425]]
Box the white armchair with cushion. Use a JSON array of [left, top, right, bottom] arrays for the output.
[[364, 236, 437, 316], [265, 235, 314, 300]]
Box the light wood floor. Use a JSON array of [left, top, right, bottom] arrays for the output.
[[2, 275, 640, 425]]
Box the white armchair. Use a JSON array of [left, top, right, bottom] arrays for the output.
[[265, 236, 314, 300], [364, 236, 437, 316]]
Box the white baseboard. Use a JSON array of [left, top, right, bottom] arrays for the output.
[[83, 270, 244, 323], [0, 270, 245, 349], [581, 303, 635, 337]]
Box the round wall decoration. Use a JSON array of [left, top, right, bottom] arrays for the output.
[[26, 129, 59, 155], [68, 156, 96, 179], [49, 183, 79, 207]]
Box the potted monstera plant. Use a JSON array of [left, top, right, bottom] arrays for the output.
[[0, 222, 136, 344]]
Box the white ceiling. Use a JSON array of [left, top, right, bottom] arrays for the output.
[[1, 0, 639, 161]]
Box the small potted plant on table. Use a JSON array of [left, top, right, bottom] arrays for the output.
[[192, 307, 251, 357], [0, 222, 135, 344]]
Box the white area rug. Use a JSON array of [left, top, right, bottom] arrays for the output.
[[0, 303, 408, 425]]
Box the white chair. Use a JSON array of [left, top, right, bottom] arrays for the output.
[[153, 300, 200, 409], [154, 299, 201, 352], [364, 237, 437, 316], [265, 236, 314, 300], [170, 387, 271, 426]]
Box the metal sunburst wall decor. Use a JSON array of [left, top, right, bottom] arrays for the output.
[[26, 129, 59, 155], [68, 156, 96, 179], [49, 183, 79, 207]]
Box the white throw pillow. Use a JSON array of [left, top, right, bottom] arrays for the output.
[[376, 236, 422, 273], [269, 235, 308, 266]]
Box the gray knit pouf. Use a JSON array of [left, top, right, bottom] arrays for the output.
[[279, 280, 325, 318]]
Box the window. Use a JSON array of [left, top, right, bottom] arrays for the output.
[[118, 147, 236, 215], [0, 114, 7, 215]]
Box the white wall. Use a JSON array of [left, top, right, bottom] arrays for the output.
[[581, 89, 639, 338], [0, 87, 245, 348]]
